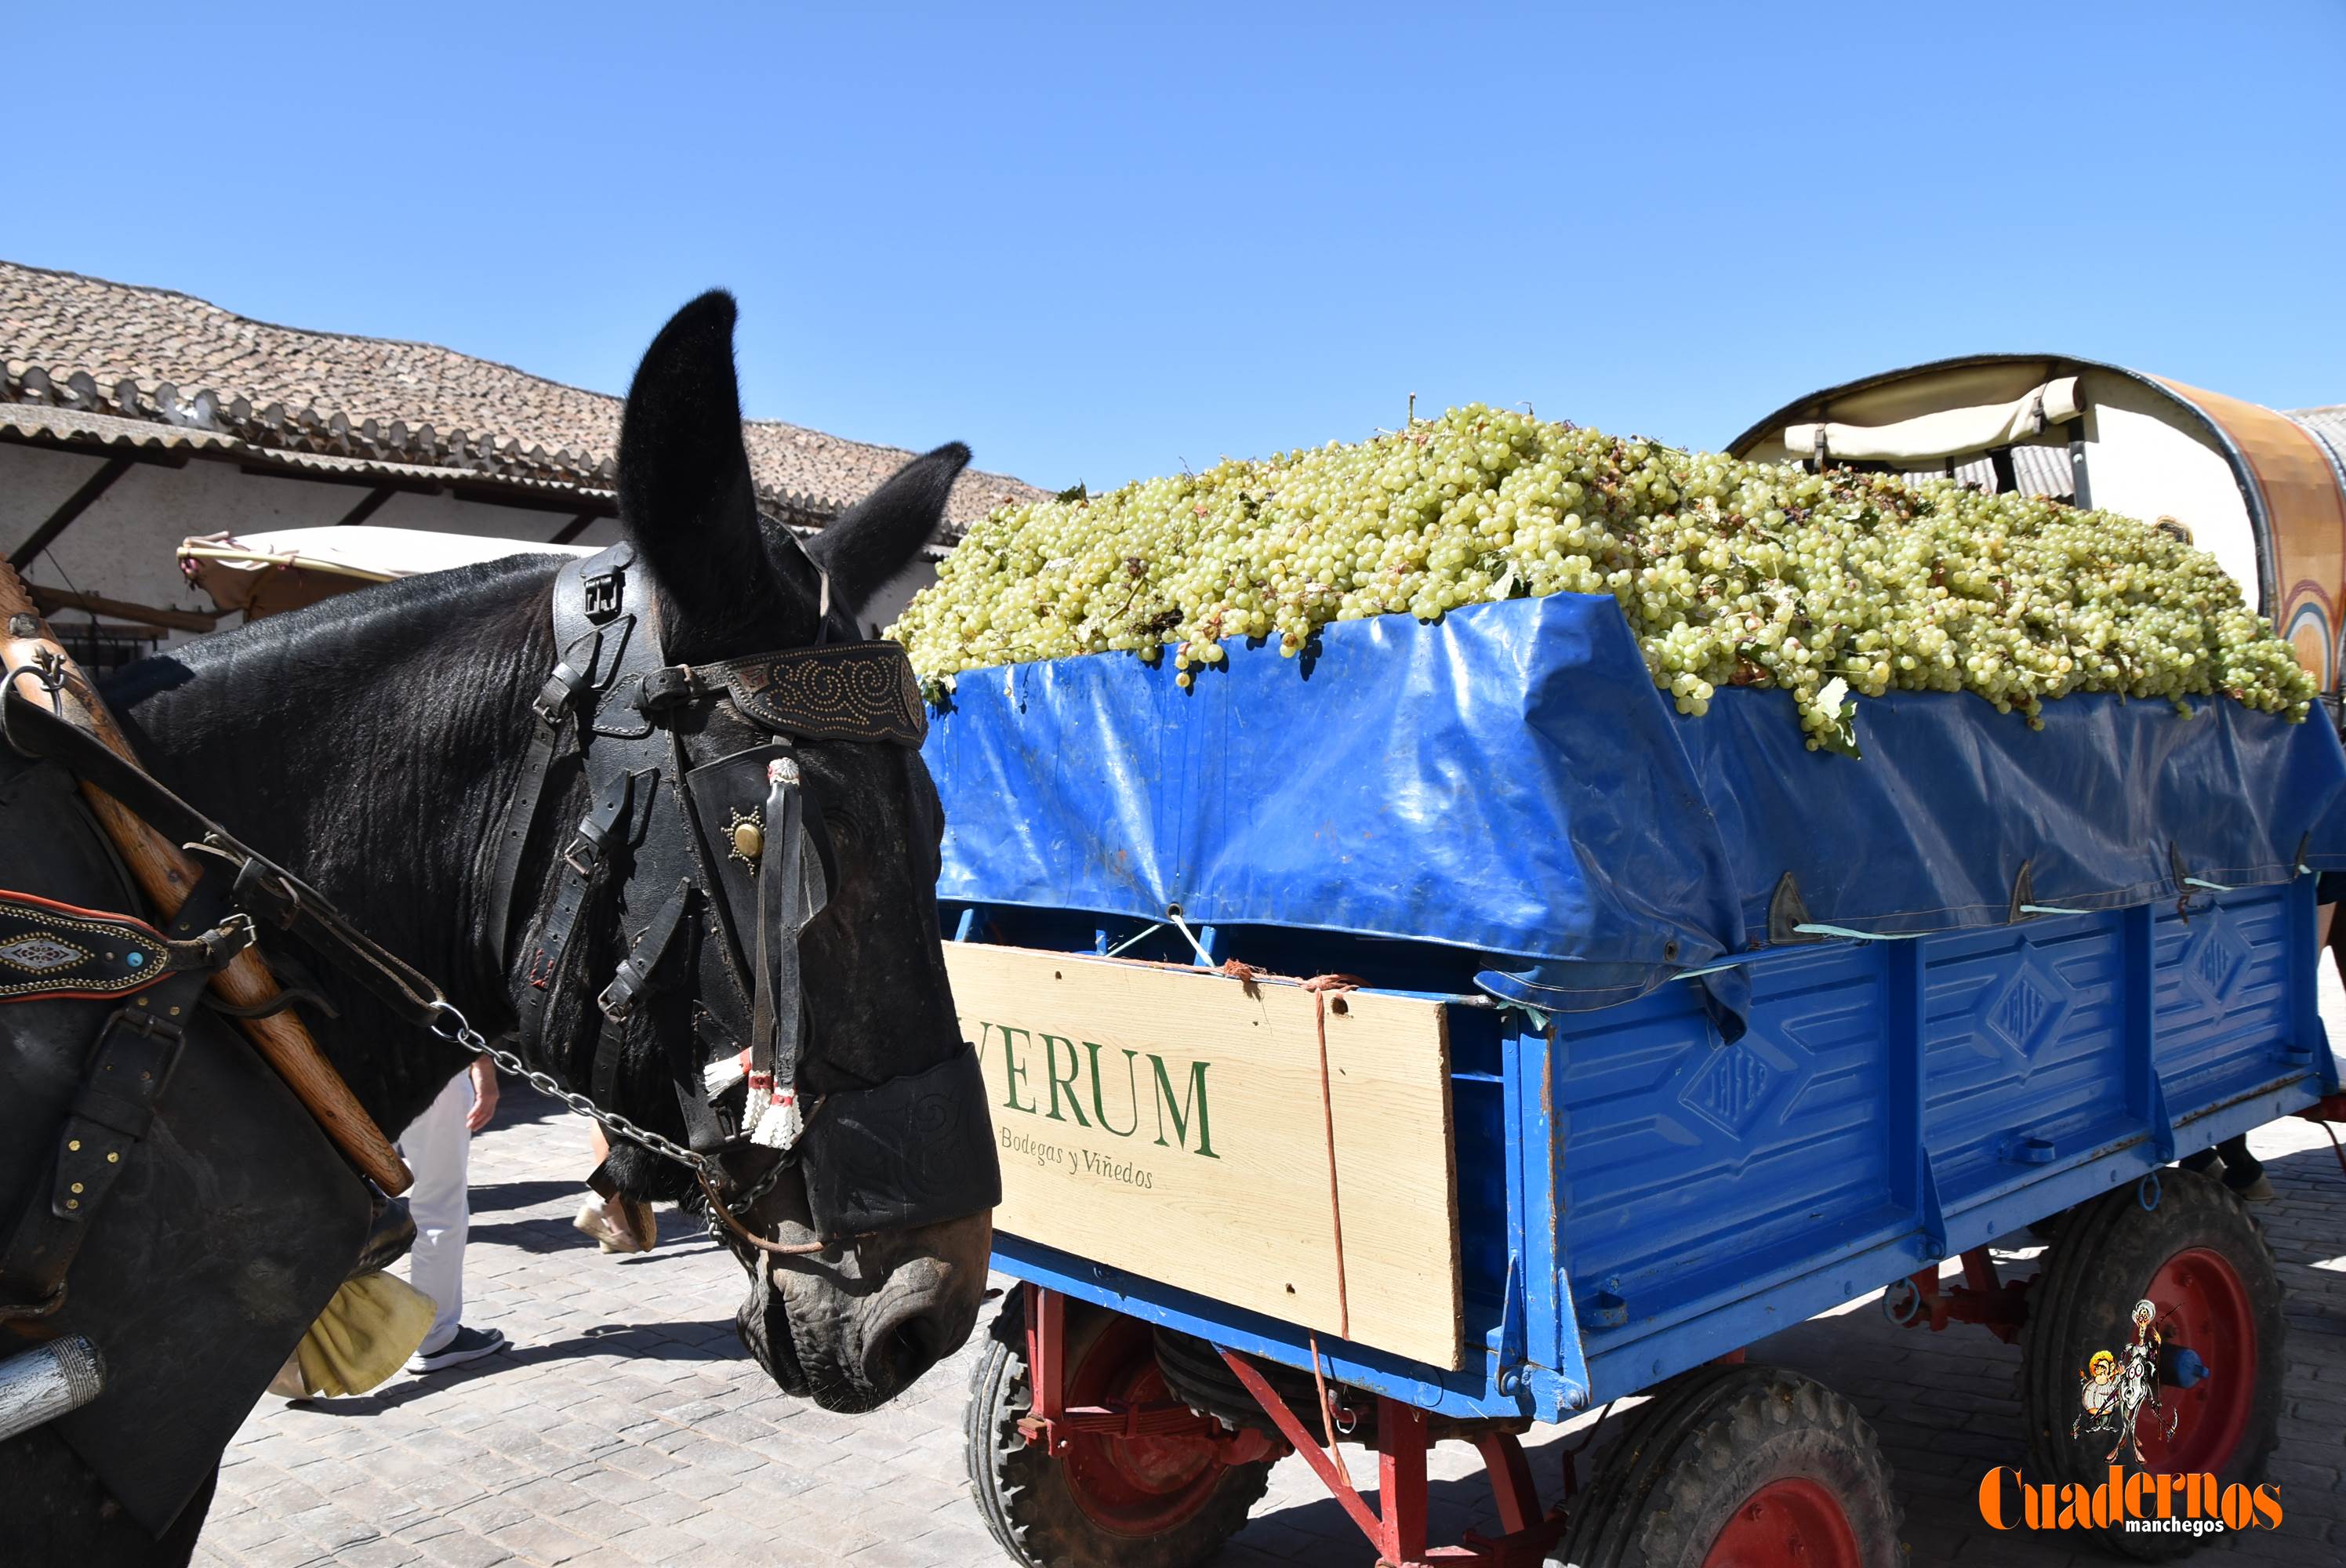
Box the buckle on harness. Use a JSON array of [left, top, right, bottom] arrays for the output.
[[582, 562, 625, 622], [636, 664, 705, 715], [597, 881, 692, 1023], [564, 821, 611, 880], [597, 972, 642, 1023], [109, 1005, 186, 1046], [532, 628, 605, 727], [562, 768, 647, 879], [228, 856, 304, 928], [188, 912, 256, 969], [534, 659, 589, 727]]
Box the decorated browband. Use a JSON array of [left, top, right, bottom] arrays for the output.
[[722, 641, 929, 747]]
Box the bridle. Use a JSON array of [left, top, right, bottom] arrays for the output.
[[472, 532, 998, 1248]]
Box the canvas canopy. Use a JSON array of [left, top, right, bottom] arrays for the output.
[[1784, 376, 2084, 463], [179, 527, 590, 618]]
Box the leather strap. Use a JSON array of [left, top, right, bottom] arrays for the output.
[[481, 630, 599, 977], [749, 762, 809, 1097], [514, 766, 642, 1058], [628, 644, 925, 747], [588, 878, 693, 1105], [0, 888, 252, 1004], [0, 873, 238, 1315]]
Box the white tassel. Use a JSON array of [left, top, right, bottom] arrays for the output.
[[738, 1070, 773, 1134], [704, 1048, 753, 1100], [748, 1087, 803, 1150]]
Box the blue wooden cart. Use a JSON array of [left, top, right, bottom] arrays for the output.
[[950, 880, 2340, 1567], [923, 577, 2346, 1568], [924, 354, 2346, 1566]]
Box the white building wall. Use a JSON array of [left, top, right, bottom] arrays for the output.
[[0, 445, 621, 648], [0, 444, 937, 646]]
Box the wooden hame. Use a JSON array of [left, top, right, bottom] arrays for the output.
[[942, 942, 1462, 1369], [0, 564, 411, 1194]]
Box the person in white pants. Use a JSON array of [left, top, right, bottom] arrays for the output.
[[398, 1056, 510, 1373]]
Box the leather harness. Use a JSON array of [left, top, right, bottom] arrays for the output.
[[1, 532, 997, 1329], [0, 692, 449, 1324], [474, 536, 997, 1238], [0, 876, 249, 1321]]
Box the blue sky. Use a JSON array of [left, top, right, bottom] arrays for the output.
[[11, 4, 2342, 492]]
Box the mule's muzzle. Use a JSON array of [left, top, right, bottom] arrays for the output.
[[720, 1049, 997, 1414], [747, 1209, 993, 1413], [858, 1240, 987, 1396]]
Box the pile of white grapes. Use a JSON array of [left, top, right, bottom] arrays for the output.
[[888, 405, 2314, 750]]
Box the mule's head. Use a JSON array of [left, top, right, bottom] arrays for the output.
[[597, 291, 991, 1410]]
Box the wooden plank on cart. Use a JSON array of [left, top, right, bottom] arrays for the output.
[[942, 942, 1462, 1369]]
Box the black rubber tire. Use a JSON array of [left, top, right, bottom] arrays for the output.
[[1551, 1364, 1906, 1568], [964, 1292, 1271, 1568], [2017, 1167, 2285, 1561]]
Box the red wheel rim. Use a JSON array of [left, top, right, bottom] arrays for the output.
[[2136, 1246, 2256, 1475], [1059, 1316, 1229, 1537], [1703, 1478, 1863, 1568]]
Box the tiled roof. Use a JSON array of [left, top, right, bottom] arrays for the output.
[[2288, 406, 2346, 474], [0, 260, 1045, 532]]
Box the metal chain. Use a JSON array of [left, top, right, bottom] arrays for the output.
[[427, 1000, 714, 1178], [730, 1149, 790, 1207]]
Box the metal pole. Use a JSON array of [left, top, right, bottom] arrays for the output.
[[0, 1337, 104, 1443]]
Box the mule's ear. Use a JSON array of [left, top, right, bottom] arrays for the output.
[[617, 291, 792, 654], [808, 442, 971, 617]]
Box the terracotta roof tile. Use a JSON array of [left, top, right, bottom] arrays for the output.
[[0, 260, 1044, 532], [2288, 406, 2346, 474]]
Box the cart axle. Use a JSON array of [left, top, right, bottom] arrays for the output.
[[1884, 1247, 2035, 1343]]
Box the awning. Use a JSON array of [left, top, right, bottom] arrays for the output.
[[179, 527, 590, 619], [1785, 376, 2084, 464]]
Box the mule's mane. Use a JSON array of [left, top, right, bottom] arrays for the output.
[[106, 555, 565, 1136]]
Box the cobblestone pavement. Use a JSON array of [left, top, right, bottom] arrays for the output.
[[194, 1091, 2346, 1568]]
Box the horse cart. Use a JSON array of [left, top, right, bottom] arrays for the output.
[[932, 358, 2346, 1566]]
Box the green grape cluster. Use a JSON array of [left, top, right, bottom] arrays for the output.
[[888, 405, 2315, 749]]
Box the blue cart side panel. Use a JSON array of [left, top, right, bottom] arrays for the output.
[[979, 882, 2333, 1421], [1562, 880, 2333, 1405]]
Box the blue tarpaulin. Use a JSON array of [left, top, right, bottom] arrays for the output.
[[922, 593, 2346, 1013]]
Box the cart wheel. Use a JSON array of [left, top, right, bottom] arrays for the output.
[[1552, 1363, 1904, 1568], [1548, 1361, 1895, 1567], [965, 1291, 1270, 1568], [2018, 1167, 2283, 1559]]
